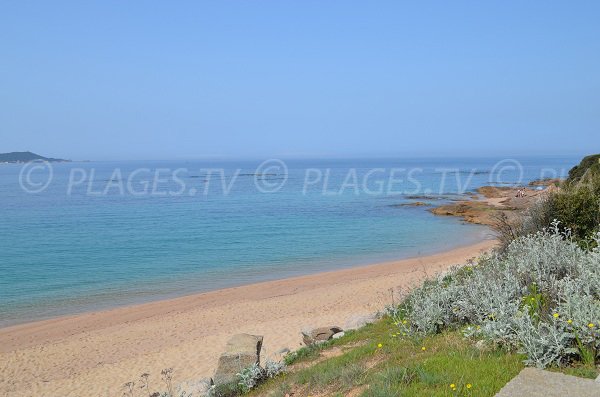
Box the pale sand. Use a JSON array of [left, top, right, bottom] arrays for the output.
[[0, 239, 496, 397]]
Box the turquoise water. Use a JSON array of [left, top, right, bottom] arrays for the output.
[[0, 157, 577, 326]]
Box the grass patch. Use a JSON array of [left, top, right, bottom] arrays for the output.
[[548, 364, 599, 380], [283, 330, 361, 366], [249, 317, 598, 396], [283, 344, 327, 365], [249, 318, 528, 396]]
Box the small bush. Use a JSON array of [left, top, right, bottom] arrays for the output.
[[236, 360, 287, 394], [237, 363, 264, 393], [551, 171, 600, 247]]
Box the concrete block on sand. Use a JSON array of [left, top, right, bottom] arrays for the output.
[[213, 334, 263, 387], [495, 368, 600, 397]]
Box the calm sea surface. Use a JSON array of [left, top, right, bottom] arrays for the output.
[[0, 156, 578, 326]]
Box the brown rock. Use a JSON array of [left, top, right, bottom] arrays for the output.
[[429, 201, 498, 225], [390, 201, 431, 207], [528, 178, 562, 187], [477, 186, 514, 198], [302, 326, 343, 345]]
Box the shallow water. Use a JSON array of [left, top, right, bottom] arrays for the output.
[[0, 156, 577, 326]]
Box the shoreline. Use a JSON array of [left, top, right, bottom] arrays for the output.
[[0, 223, 489, 330], [0, 231, 491, 336], [0, 238, 496, 397]]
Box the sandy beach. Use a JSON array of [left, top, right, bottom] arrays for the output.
[[0, 239, 496, 397]]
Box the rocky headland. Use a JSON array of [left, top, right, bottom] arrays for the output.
[[429, 181, 560, 226]]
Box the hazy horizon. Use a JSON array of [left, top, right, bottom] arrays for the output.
[[0, 150, 589, 163], [2, 1, 599, 160]]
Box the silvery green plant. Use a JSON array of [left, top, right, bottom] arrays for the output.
[[236, 359, 286, 393], [263, 359, 286, 379], [513, 313, 575, 368], [237, 363, 263, 393], [395, 222, 600, 368]]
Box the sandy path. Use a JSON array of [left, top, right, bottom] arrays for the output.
[[0, 239, 496, 397]]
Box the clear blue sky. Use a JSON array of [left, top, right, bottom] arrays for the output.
[[1, 1, 599, 160]]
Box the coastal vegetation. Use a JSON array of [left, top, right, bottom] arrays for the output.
[[396, 225, 600, 370], [124, 154, 600, 397], [249, 155, 600, 396], [240, 229, 599, 396], [247, 322, 527, 397]]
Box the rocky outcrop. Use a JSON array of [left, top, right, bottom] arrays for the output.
[[477, 186, 514, 198], [430, 201, 498, 225], [301, 326, 343, 346], [528, 178, 562, 187], [389, 201, 431, 207], [429, 185, 554, 226], [213, 334, 263, 387]]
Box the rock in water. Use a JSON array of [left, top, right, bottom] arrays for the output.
[[301, 326, 343, 345], [213, 334, 263, 387]]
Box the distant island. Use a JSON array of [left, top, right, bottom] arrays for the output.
[[0, 151, 70, 164]]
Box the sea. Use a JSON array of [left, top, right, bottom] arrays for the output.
[[0, 156, 579, 327]]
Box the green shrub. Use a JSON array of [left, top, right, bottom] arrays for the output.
[[551, 169, 600, 246], [567, 154, 600, 182]]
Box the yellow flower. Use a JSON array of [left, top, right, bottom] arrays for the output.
[[466, 383, 472, 389], [553, 313, 559, 318], [588, 323, 595, 328], [421, 346, 426, 351], [402, 320, 407, 324], [567, 319, 573, 324], [450, 383, 456, 389], [377, 343, 383, 348]]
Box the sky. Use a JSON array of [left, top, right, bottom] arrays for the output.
[[1, 1, 599, 160]]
